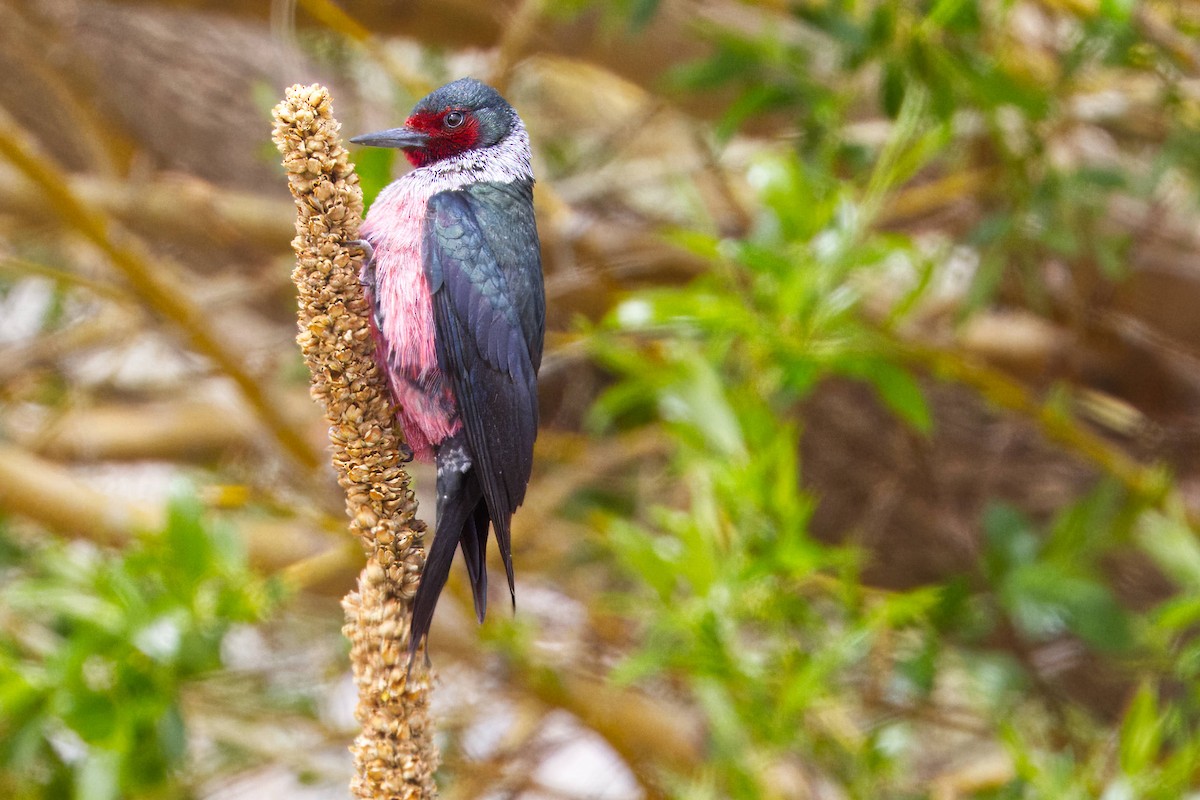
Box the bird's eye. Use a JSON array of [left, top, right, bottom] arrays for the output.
[[444, 111, 465, 129]]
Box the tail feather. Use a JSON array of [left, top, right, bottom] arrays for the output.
[[407, 510, 459, 671], [408, 446, 483, 670], [458, 499, 491, 623], [493, 514, 517, 610]]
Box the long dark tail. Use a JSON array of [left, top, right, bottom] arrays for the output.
[[408, 440, 489, 669]]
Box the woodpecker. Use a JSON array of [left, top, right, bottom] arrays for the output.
[[350, 78, 544, 665]]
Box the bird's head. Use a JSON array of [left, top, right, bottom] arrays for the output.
[[351, 78, 518, 168]]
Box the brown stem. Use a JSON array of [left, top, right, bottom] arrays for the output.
[[0, 169, 296, 251], [0, 108, 321, 473], [0, 444, 160, 546], [272, 83, 439, 798]]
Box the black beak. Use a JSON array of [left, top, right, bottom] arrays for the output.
[[350, 126, 430, 150]]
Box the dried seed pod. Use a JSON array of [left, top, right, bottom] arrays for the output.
[[272, 83, 438, 800]]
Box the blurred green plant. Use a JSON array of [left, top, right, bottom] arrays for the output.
[[585, 96, 945, 794], [666, 0, 1195, 311], [355, 145, 397, 211], [582, 19, 1200, 790], [0, 492, 277, 800], [588, 197, 1200, 799], [4, 0, 1197, 796]]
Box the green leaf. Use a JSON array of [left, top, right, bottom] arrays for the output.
[[896, 635, 939, 697], [667, 34, 761, 92], [881, 61, 907, 119], [866, 5, 895, 49], [156, 702, 187, 764], [983, 503, 1040, 581], [837, 358, 932, 434], [355, 146, 396, 212], [63, 690, 119, 743], [164, 492, 212, 584], [626, 0, 661, 31], [1099, 0, 1136, 21], [1119, 681, 1162, 775], [605, 517, 677, 601], [1041, 479, 1126, 564], [76, 748, 120, 800], [656, 349, 746, 458], [1002, 564, 1134, 652], [866, 361, 933, 434], [1136, 509, 1200, 592]]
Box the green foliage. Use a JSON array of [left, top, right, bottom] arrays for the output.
[[587, 113, 951, 794], [590, 215, 1200, 797], [355, 145, 397, 212], [546, 0, 663, 33], [981, 487, 1136, 654], [668, 0, 1192, 309], [582, 6, 1200, 793], [0, 492, 276, 800]]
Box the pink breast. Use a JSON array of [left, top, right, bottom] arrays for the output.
[[361, 180, 460, 461]]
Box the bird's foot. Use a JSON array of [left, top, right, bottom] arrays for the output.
[[347, 239, 377, 294], [345, 238, 375, 266], [347, 240, 380, 318]]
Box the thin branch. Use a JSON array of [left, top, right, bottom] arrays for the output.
[[0, 168, 296, 251], [0, 108, 321, 472], [0, 253, 130, 303], [0, 444, 160, 545], [18, 394, 315, 464], [1134, 4, 1200, 75], [491, 0, 548, 92], [0, 443, 337, 575], [898, 340, 1184, 522], [295, 0, 431, 98]]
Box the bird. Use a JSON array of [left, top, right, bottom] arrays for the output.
[[350, 78, 544, 667]]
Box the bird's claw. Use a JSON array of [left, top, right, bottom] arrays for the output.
[[348, 239, 379, 298], [345, 238, 375, 265]]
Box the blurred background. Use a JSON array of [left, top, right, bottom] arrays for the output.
[[2, 0, 1200, 797]]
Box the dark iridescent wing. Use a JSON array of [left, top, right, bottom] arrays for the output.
[[423, 180, 543, 600]]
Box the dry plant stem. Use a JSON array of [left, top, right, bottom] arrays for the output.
[[0, 442, 338, 583], [0, 169, 296, 249], [296, 0, 431, 98], [490, 0, 548, 91], [0, 254, 130, 303], [0, 444, 160, 545], [272, 84, 439, 799], [900, 341, 1188, 521], [0, 108, 320, 473]]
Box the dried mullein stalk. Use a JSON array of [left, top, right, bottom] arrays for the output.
[[271, 84, 439, 799]]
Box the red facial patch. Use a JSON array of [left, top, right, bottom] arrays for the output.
[[402, 109, 481, 167]]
